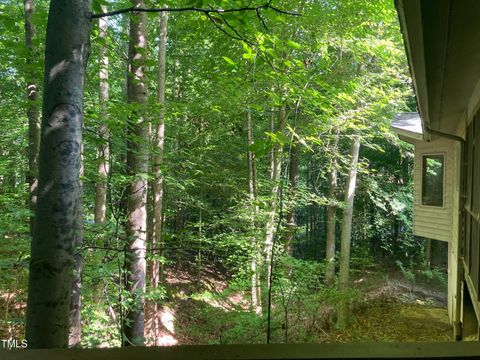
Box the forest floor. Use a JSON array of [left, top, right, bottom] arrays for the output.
[[145, 264, 452, 345], [0, 264, 452, 345], [332, 275, 451, 342]]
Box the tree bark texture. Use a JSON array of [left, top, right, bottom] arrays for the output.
[[25, 0, 91, 349], [337, 134, 361, 329], [325, 129, 340, 286], [24, 0, 41, 237], [94, 7, 110, 225], [151, 8, 168, 346], [247, 109, 262, 315], [123, 0, 148, 346]]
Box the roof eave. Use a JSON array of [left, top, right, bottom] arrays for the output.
[[394, 0, 430, 142]]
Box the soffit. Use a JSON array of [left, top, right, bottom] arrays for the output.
[[398, 0, 480, 137]]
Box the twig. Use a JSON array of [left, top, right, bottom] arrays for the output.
[[218, 12, 256, 46], [91, 4, 301, 19], [205, 13, 244, 42], [256, 9, 269, 31]]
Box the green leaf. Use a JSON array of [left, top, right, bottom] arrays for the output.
[[286, 40, 302, 49], [222, 56, 236, 66], [248, 140, 270, 157], [92, 0, 109, 14], [243, 52, 255, 62]]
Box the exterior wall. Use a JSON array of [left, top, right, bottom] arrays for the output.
[[413, 138, 456, 242], [410, 137, 460, 325]]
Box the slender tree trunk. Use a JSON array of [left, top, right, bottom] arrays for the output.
[[265, 104, 287, 288], [247, 109, 262, 315], [123, 0, 148, 346], [285, 143, 299, 255], [425, 238, 431, 269], [337, 134, 361, 329], [305, 164, 310, 242], [24, 0, 40, 238], [266, 83, 287, 341], [94, 7, 110, 225], [90, 6, 110, 341], [325, 129, 340, 286], [151, 9, 168, 346], [25, 0, 91, 349]]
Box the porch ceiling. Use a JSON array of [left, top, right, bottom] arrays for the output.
[[396, 0, 480, 138]]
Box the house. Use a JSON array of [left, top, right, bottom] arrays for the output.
[[393, 0, 480, 340]]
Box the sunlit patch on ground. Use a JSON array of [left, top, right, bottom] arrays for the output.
[[157, 306, 178, 346], [333, 300, 452, 342]]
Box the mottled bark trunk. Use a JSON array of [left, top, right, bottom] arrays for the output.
[[337, 134, 361, 329], [26, 0, 91, 349], [123, 0, 148, 346], [285, 143, 299, 255], [325, 129, 340, 286], [247, 109, 262, 315], [151, 9, 168, 346], [24, 0, 40, 237], [94, 7, 110, 225]]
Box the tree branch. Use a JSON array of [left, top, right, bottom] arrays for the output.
[[91, 3, 301, 19], [205, 12, 245, 43], [256, 9, 269, 31]]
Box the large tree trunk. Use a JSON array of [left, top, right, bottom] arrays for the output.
[[123, 0, 149, 346], [337, 134, 361, 329], [247, 109, 262, 315], [24, 0, 40, 238], [94, 7, 110, 225], [25, 0, 91, 349], [151, 8, 168, 346], [325, 129, 340, 286]]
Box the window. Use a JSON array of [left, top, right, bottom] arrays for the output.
[[422, 154, 444, 207]]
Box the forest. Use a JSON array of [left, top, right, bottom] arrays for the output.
[[0, 0, 451, 350]]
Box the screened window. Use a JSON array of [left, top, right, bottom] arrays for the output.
[[422, 154, 444, 207]]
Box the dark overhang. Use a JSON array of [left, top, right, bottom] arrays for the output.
[[395, 0, 480, 138]]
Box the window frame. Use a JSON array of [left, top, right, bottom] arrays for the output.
[[421, 153, 446, 208]]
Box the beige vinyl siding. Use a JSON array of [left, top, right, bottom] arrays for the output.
[[400, 136, 461, 325], [413, 138, 455, 242]]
